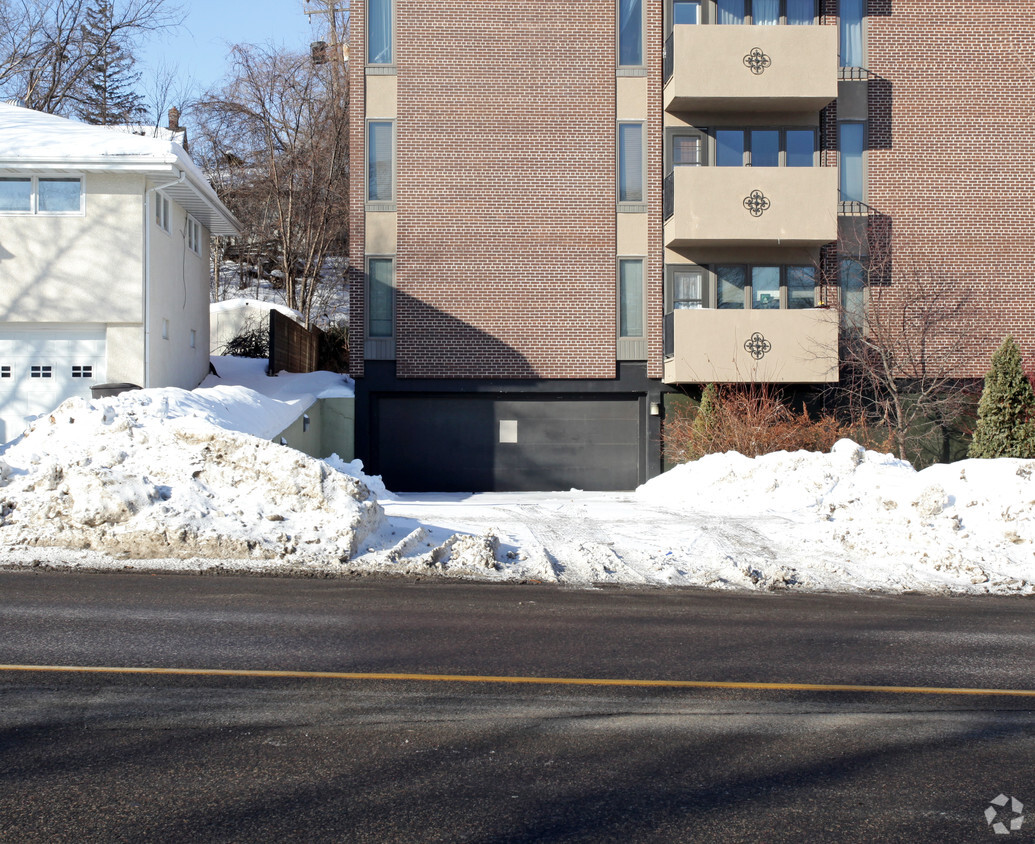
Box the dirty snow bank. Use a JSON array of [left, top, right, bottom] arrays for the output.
[[0, 377, 380, 563]]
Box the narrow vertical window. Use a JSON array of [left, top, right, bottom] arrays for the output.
[[618, 259, 644, 338], [618, 0, 643, 66], [367, 0, 393, 64], [750, 130, 780, 167], [840, 259, 866, 331], [840, 0, 864, 67], [839, 123, 865, 202], [618, 123, 644, 203], [752, 267, 780, 310], [717, 0, 745, 24], [715, 130, 745, 167], [786, 130, 816, 167], [367, 121, 394, 202], [368, 258, 394, 339], [717, 267, 746, 309]]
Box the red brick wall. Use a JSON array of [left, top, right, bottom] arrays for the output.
[[866, 1, 1035, 376], [347, 0, 367, 379]]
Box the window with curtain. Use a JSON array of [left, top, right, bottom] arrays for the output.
[[787, 0, 815, 24], [717, 266, 746, 309], [717, 0, 745, 25], [672, 270, 704, 309], [752, 0, 779, 25], [618, 123, 644, 203], [368, 0, 393, 64], [673, 0, 700, 24], [618, 0, 643, 65], [368, 259, 394, 338], [619, 260, 645, 338], [839, 122, 864, 202], [367, 121, 394, 202], [840, 0, 863, 66], [672, 135, 701, 166]]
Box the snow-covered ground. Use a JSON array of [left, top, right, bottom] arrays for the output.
[[1, 359, 1033, 595]]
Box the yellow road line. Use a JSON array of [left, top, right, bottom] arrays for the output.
[[1, 664, 1034, 698]]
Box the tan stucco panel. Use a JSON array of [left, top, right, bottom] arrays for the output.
[[366, 74, 397, 119], [617, 76, 647, 120], [617, 213, 648, 256], [365, 211, 398, 254]]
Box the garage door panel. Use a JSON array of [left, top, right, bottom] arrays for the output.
[[375, 395, 641, 492]]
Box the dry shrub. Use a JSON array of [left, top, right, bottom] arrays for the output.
[[664, 384, 892, 465]]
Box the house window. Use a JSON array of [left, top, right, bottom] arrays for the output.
[[71, 365, 93, 378], [840, 0, 864, 67], [367, 121, 394, 203], [618, 122, 645, 205], [673, 0, 701, 25], [0, 366, 10, 378], [367, 0, 394, 65], [187, 216, 202, 255], [839, 122, 865, 202], [0, 176, 82, 214], [190, 329, 197, 349], [162, 319, 169, 340], [715, 265, 817, 309], [30, 365, 52, 378], [840, 258, 866, 331], [618, 0, 644, 66], [618, 259, 645, 338], [714, 128, 817, 167], [155, 194, 170, 232], [367, 258, 394, 339]]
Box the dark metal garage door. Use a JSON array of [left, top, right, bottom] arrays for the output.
[[374, 394, 643, 492]]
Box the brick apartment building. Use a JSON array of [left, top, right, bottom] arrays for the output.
[[347, 0, 1035, 492]]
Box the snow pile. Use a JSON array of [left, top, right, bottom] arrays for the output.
[[0, 387, 380, 564]]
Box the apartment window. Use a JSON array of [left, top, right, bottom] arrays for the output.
[[618, 0, 644, 66], [839, 122, 865, 202], [672, 135, 702, 166], [155, 194, 170, 232], [840, 258, 866, 331], [30, 365, 52, 378], [716, 265, 816, 309], [367, 258, 395, 339], [670, 268, 704, 309], [367, 121, 394, 203], [367, 0, 394, 64], [715, 0, 816, 24], [714, 129, 816, 167], [71, 365, 93, 378], [618, 122, 645, 204], [618, 259, 645, 338], [840, 0, 864, 67], [187, 216, 202, 255], [673, 0, 700, 24], [0, 176, 82, 214]]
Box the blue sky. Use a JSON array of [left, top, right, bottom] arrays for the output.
[[145, 0, 325, 91]]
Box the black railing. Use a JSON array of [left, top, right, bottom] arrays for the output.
[[663, 33, 673, 83], [838, 66, 872, 82], [663, 172, 674, 221], [663, 312, 674, 358]]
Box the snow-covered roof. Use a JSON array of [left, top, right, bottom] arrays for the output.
[[0, 103, 240, 236], [112, 123, 188, 148]]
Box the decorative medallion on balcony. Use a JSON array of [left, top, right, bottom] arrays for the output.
[[743, 47, 772, 75], [744, 332, 772, 361], [743, 190, 771, 217]]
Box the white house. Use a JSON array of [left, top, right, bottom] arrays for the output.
[[0, 103, 241, 443]]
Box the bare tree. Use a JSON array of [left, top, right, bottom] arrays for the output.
[[193, 43, 349, 327], [828, 221, 988, 463], [0, 0, 181, 115]]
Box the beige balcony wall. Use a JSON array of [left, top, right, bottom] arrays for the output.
[[663, 308, 839, 384], [665, 25, 837, 113], [665, 166, 838, 248]]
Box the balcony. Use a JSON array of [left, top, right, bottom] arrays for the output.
[[664, 166, 838, 248], [663, 308, 839, 385], [664, 25, 837, 113]]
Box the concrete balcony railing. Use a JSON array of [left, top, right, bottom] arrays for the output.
[[665, 24, 838, 113], [664, 166, 838, 248], [663, 308, 839, 385]]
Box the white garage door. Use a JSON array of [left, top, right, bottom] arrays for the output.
[[0, 328, 106, 443]]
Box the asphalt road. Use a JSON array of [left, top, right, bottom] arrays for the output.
[[0, 570, 1033, 843]]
